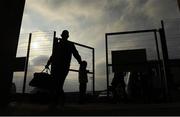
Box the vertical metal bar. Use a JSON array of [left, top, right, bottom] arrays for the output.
[[154, 30, 165, 98], [154, 30, 161, 67], [52, 31, 56, 54], [49, 31, 56, 75], [23, 33, 32, 94], [92, 48, 95, 95], [160, 20, 169, 61], [159, 20, 169, 101], [105, 34, 109, 97], [154, 31, 163, 84]]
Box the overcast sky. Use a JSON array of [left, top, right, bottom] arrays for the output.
[[17, 0, 180, 92]]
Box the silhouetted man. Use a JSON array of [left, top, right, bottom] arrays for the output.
[[45, 30, 82, 108]]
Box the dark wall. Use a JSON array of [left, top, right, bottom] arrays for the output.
[[0, 0, 25, 106]]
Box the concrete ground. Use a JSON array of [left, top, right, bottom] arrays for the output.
[[0, 89, 180, 116], [1, 101, 180, 116]]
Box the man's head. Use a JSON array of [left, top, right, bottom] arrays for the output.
[[61, 30, 69, 40]]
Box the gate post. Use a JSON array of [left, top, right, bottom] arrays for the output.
[[159, 20, 172, 102], [23, 33, 32, 94]]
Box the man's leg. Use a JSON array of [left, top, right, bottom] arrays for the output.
[[57, 70, 69, 106], [48, 80, 59, 110]]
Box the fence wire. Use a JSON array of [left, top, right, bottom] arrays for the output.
[[107, 31, 161, 86], [13, 31, 94, 93], [164, 18, 180, 86]]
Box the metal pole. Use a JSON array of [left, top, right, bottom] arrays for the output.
[[160, 20, 169, 62], [159, 20, 170, 101], [92, 48, 95, 95], [154, 30, 161, 68], [52, 31, 56, 55], [105, 34, 109, 97], [154, 30, 166, 99], [154, 30, 163, 85], [23, 33, 32, 94], [73, 41, 94, 49], [106, 29, 158, 35]]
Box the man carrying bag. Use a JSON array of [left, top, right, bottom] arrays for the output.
[[45, 30, 82, 109]]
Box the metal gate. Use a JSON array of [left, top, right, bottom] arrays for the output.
[[105, 28, 168, 102], [13, 31, 95, 94]]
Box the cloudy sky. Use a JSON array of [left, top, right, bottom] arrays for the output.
[[16, 0, 180, 92]]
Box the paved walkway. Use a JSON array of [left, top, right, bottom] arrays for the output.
[[1, 101, 180, 116]]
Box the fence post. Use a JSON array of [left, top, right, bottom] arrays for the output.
[[52, 31, 56, 55], [154, 30, 164, 96], [92, 48, 95, 95], [23, 33, 32, 94], [159, 20, 171, 101], [105, 33, 110, 97]]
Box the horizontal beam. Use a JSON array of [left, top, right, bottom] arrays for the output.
[[56, 37, 94, 50], [106, 29, 157, 36], [69, 69, 93, 74], [73, 41, 94, 50]]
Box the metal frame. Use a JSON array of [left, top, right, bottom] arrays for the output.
[[23, 33, 32, 94], [22, 31, 95, 94], [158, 20, 170, 101], [105, 29, 163, 97]]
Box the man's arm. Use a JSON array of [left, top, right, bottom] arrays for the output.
[[72, 44, 82, 64], [46, 37, 59, 68], [45, 55, 52, 68]]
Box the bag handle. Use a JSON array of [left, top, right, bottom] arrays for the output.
[[41, 68, 51, 74]]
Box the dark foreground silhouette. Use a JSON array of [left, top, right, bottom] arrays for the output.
[[45, 30, 82, 108]]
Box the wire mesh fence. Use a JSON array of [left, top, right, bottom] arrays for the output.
[[106, 31, 161, 87], [164, 18, 180, 59], [13, 31, 94, 94], [104, 18, 180, 102], [163, 18, 180, 86]]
